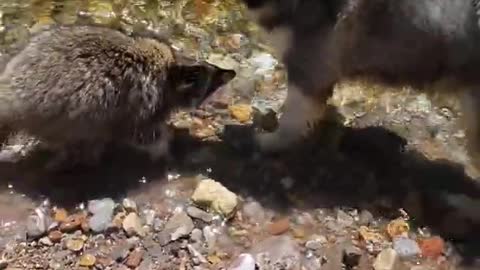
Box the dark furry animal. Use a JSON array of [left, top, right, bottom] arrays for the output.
[[0, 25, 235, 170], [241, 0, 480, 170]]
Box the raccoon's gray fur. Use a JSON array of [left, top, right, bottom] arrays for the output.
[[0, 25, 235, 170], [241, 0, 480, 172]]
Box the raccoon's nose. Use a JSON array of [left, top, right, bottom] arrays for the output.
[[221, 70, 236, 83]]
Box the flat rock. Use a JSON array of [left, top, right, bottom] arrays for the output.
[[373, 248, 399, 270], [251, 236, 301, 270], [159, 211, 195, 245], [186, 206, 214, 222], [123, 213, 146, 237], [191, 179, 238, 217]]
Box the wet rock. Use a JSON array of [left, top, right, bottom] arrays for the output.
[[66, 238, 84, 252], [336, 209, 355, 228], [248, 52, 278, 75], [203, 225, 217, 251], [110, 241, 135, 262], [159, 211, 195, 245], [88, 198, 115, 233], [302, 256, 322, 270], [137, 256, 153, 270], [187, 206, 214, 222], [187, 244, 208, 264], [53, 208, 68, 223], [191, 228, 203, 243], [142, 209, 156, 226], [39, 236, 53, 246], [113, 265, 130, 270], [26, 207, 51, 239], [358, 210, 374, 226], [387, 219, 410, 239], [305, 235, 327, 250], [59, 213, 84, 233], [266, 217, 290, 235], [88, 198, 115, 213], [228, 253, 256, 270], [111, 212, 126, 230], [191, 179, 238, 217], [251, 236, 300, 270], [418, 236, 445, 259], [342, 244, 362, 268], [126, 249, 144, 268], [373, 248, 399, 270], [122, 198, 137, 212], [123, 213, 146, 237], [48, 230, 63, 243], [229, 104, 252, 123], [393, 237, 421, 258], [79, 254, 96, 267], [242, 201, 266, 223], [52, 250, 70, 261]]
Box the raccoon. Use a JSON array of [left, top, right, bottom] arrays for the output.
[[0, 24, 236, 170], [241, 0, 480, 170]]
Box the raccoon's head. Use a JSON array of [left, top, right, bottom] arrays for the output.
[[168, 56, 236, 109]]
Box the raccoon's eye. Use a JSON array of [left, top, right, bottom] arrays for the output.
[[184, 71, 200, 84]]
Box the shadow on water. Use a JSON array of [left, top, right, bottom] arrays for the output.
[[0, 117, 478, 264]]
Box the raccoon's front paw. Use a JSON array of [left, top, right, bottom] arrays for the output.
[[222, 124, 259, 155], [44, 145, 104, 172]]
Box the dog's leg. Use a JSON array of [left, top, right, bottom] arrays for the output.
[[44, 141, 105, 171], [461, 89, 480, 176], [254, 83, 331, 152], [129, 124, 172, 162]]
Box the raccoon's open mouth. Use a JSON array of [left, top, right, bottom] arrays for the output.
[[197, 69, 236, 107]]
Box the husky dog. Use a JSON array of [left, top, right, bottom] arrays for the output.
[[241, 0, 480, 168], [0, 25, 235, 170]]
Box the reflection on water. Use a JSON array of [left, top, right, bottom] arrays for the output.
[[0, 0, 252, 48]]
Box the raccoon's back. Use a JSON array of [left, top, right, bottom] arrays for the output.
[[2, 25, 161, 124]]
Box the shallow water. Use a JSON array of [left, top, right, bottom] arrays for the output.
[[0, 1, 479, 269]]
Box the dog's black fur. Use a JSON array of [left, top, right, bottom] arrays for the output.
[[241, 0, 480, 170]]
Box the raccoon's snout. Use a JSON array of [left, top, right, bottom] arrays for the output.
[[207, 68, 236, 95]]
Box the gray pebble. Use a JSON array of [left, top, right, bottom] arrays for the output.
[[87, 198, 115, 233], [26, 207, 51, 239], [305, 235, 327, 250], [187, 244, 208, 264], [242, 201, 266, 223], [358, 210, 374, 226], [228, 253, 256, 270], [202, 225, 217, 251], [393, 237, 421, 258], [187, 206, 214, 223], [88, 198, 115, 214], [251, 235, 301, 269], [191, 228, 203, 243], [142, 209, 156, 226], [336, 209, 355, 228], [110, 241, 135, 261]]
